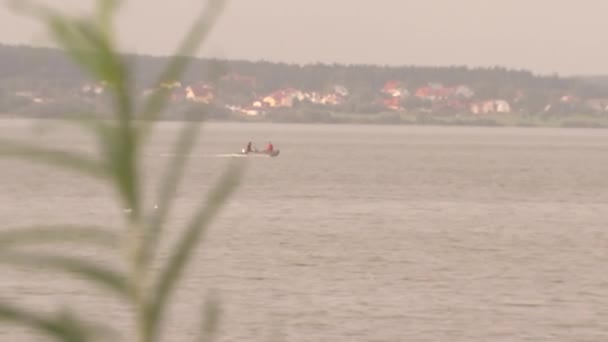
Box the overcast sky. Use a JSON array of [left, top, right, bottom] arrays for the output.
[[1, 0, 608, 75]]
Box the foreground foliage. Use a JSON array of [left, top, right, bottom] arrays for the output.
[[0, 0, 242, 341]]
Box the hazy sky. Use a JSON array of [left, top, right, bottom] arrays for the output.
[[2, 0, 608, 75]]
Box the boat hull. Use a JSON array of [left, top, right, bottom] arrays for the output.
[[239, 149, 280, 157]]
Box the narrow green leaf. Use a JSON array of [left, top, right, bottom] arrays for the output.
[[0, 303, 97, 342], [51, 17, 139, 215], [147, 161, 244, 338], [0, 252, 129, 298], [54, 309, 118, 342], [7, 2, 112, 81], [68, 19, 133, 121], [141, 111, 204, 269], [66, 117, 140, 217], [47, 17, 107, 82], [61, 117, 140, 219], [42, 9, 133, 124], [197, 295, 221, 342], [0, 225, 119, 249], [44, 12, 127, 91], [107, 129, 140, 220], [97, 0, 123, 36], [71, 20, 126, 84], [0, 139, 109, 179], [139, 0, 226, 129]]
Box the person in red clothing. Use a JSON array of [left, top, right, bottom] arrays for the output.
[[265, 141, 274, 153]]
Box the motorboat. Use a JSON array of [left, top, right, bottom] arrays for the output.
[[240, 148, 280, 157]]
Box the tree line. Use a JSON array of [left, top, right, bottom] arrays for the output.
[[1, 43, 607, 119]]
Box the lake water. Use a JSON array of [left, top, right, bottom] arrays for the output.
[[1, 120, 608, 341]]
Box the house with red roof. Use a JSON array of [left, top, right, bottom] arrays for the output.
[[380, 80, 408, 110], [415, 84, 474, 102], [185, 83, 215, 104], [382, 80, 409, 98], [383, 97, 401, 111], [261, 88, 304, 108]]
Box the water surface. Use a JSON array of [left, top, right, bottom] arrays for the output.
[[1, 120, 607, 341]]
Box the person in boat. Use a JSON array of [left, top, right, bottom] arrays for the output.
[[244, 141, 253, 153], [265, 141, 274, 153]]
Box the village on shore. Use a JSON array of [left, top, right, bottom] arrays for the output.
[[2, 45, 608, 126]]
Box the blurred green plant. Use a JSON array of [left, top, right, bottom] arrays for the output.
[[0, 0, 243, 341]]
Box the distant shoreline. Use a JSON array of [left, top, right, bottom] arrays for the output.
[[1, 112, 607, 129], [2, 44, 608, 129]]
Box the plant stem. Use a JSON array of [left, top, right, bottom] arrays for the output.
[[125, 218, 150, 342]]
